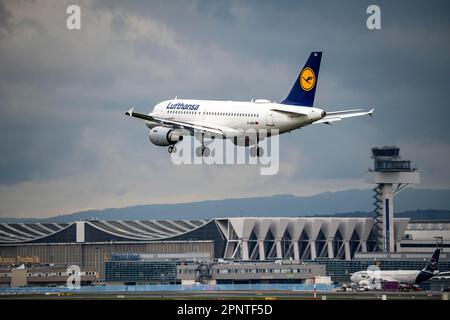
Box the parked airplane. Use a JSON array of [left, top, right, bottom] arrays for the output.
[[126, 52, 373, 156], [350, 249, 441, 286]]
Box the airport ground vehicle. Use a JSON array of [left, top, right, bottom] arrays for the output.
[[382, 281, 399, 291], [400, 284, 423, 292]]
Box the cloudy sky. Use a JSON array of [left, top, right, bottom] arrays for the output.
[[0, 0, 449, 218]]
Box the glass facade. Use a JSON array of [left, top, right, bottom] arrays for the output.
[[104, 261, 178, 284], [374, 160, 411, 172]]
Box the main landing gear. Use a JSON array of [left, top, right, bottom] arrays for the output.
[[195, 132, 211, 157], [195, 146, 210, 157], [249, 146, 264, 157], [250, 135, 264, 157]]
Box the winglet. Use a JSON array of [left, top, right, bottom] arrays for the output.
[[125, 107, 134, 116], [368, 108, 374, 117]]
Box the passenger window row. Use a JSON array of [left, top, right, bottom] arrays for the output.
[[167, 110, 259, 117]]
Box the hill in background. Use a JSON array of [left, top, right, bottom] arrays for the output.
[[2, 188, 450, 223]]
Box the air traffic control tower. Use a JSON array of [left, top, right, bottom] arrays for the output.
[[367, 146, 420, 253]]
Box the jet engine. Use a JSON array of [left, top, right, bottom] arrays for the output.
[[148, 126, 184, 146]]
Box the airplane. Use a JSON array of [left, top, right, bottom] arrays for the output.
[[125, 51, 373, 156], [350, 249, 441, 286]]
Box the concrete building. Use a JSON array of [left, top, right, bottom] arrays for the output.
[[0, 217, 448, 286], [10, 266, 27, 288], [177, 261, 327, 285], [217, 217, 384, 261], [0, 265, 97, 287], [0, 219, 221, 279]]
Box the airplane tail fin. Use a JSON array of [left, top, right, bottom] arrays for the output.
[[422, 249, 440, 272], [281, 51, 322, 107], [416, 249, 440, 283]]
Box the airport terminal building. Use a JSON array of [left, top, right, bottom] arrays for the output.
[[0, 217, 449, 286], [2, 146, 447, 287]]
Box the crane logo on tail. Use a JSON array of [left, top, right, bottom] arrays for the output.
[[300, 67, 316, 91], [430, 258, 437, 269]]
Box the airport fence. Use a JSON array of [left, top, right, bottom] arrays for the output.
[[0, 283, 335, 295]]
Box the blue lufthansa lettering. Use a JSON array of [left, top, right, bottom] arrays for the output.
[[166, 102, 200, 110]]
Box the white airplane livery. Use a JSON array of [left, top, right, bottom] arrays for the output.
[[351, 249, 441, 286], [126, 52, 373, 156]]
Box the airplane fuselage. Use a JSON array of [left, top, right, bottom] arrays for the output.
[[146, 99, 325, 138], [351, 270, 423, 285]]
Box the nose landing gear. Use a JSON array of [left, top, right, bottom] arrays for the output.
[[168, 145, 177, 153], [195, 146, 210, 157], [194, 132, 211, 157]]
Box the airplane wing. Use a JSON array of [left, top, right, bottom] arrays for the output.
[[125, 107, 236, 136], [313, 108, 374, 125]]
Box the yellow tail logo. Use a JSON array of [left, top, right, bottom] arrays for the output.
[[299, 67, 316, 91]]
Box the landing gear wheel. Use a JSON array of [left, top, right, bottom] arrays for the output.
[[168, 146, 174, 153], [195, 146, 210, 157], [257, 147, 264, 157], [195, 132, 208, 157], [196, 147, 204, 157], [250, 146, 264, 157]]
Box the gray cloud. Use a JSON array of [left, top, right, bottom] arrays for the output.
[[0, 0, 449, 218]]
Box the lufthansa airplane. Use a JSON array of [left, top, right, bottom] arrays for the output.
[[350, 249, 441, 286], [126, 52, 373, 156]]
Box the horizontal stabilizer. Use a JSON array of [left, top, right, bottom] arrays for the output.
[[314, 108, 373, 125]]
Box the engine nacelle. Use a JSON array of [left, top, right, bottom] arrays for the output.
[[148, 126, 184, 146]]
